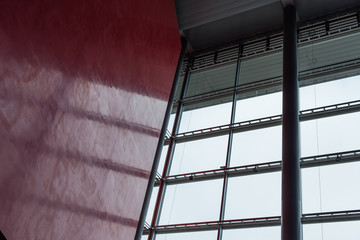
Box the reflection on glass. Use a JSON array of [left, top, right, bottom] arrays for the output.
[[230, 126, 282, 166], [159, 180, 222, 225], [303, 221, 360, 240], [225, 172, 281, 220], [302, 162, 360, 213], [145, 187, 159, 224], [170, 135, 228, 175], [222, 226, 280, 240], [179, 101, 232, 133], [235, 91, 282, 122], [155, 230, 217, 240]]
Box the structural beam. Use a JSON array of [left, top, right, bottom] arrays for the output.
[[135, 37, 188, 240], [282, 4, 302, 240], [147, 54, 192, 240]]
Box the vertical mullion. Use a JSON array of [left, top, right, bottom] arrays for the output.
[[217, 44, 242, 240], [148, 57, 192, 240]]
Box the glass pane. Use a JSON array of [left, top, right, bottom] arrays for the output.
[[222, 226, 280, 240], [186, 63, 237, 97], [317, 113, 360, 154], [159, 179, 222, 225], [145, 187, 159, 224], [303, 221, 360, 240], [230, 126, 282, 166], [300, 84, 317, 111], [170, 135, 228, 175], [155, 230, 217, 240], [225, 172, 281, 220], [315, 76, 360, 105], [179, 101, 232, 133], [141, 235, 148, 240], [235, 91, 282, 122], [302, 162, 360, 213], [167, 114, 175, 133], [157, 146, 168, 175], [300, 113, 360, 157], [300, 76, 360, 111], [300, 121, 318, 157]]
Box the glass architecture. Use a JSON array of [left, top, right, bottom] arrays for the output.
[[142, 10, 360, 240]]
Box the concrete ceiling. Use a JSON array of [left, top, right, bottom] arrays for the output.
[[175, 0, 360, 51]]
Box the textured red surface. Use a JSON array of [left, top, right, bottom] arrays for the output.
[[0, 0, 180, 239]]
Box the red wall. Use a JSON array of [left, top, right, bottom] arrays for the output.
[[0, 0, 180, 239]]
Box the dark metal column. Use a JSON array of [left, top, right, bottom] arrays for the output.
[[135, 37, 188, 240], [282, 4, 302, 240], [217, 45, 242, 240]]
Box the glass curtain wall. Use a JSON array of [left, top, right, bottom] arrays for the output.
[[143, 11, 360, 240]]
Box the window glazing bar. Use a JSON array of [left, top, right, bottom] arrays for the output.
[[165, 100, 360, 144], [143, 209, 360, 235], [153, 149, 360, 185], [217, 44, 242, 240]]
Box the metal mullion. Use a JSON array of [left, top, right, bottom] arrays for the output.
[[154, 149, 360, 186], [148, 58, 192, 240], [169, 99, 360, 145], [144, 209, 360, 234], [217, 45, 242, 240]]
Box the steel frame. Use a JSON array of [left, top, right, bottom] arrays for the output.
[[135, 37, 188, 239], [147, 58, 193, 240], [143, 9, 360, 240]]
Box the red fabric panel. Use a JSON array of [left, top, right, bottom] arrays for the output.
[[0, 0, 180, 239]]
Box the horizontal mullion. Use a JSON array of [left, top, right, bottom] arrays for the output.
[[302, 209, 360, 224], [146, 216, 281, 234], [143, 210, 360, 234], [166, 100, 360, 144], [154, 149, 360, 186]]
